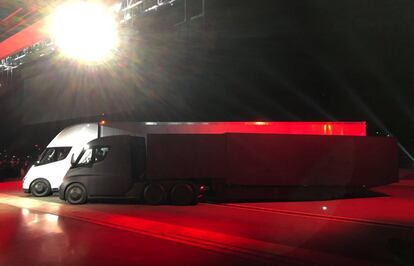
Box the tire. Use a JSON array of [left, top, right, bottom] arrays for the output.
[[65, 183, 87, 205], [170, 183, 196, 205], [143, 184, 165, 205], [30, 179, 52, 197]]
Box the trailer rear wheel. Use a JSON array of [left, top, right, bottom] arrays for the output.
[[66, 183, 87, 205], [143, 184, 165, 205], [170, 183, 196, 205]]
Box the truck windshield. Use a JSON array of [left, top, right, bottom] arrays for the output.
[[37, 147, 71, 166], [73, 146, 110, 167]]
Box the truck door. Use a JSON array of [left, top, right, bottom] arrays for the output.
[[82, 140, 131, 196]]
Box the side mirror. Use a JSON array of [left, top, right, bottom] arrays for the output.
[[70, 154, 76, 166]]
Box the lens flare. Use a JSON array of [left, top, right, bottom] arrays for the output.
[[48, 1, 119, 64]]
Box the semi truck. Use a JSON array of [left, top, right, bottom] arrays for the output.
[[59, 133, 398, 205], [23, 121, 365, 197]]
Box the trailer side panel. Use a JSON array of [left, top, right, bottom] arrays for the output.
[[225, 134, 398, 187], [146, 134, 226, 180]]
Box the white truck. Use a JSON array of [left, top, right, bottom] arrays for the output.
[[22, 121, 365, 196]]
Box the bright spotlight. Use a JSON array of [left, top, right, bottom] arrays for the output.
[[48, 1, 119, 64]]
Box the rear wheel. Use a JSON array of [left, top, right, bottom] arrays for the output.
[[143, 184, 165, 205], [170, 183, 196, 205], [65, 183, 87, 204], [30, 179, 52, 197]]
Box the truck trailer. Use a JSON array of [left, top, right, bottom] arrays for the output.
[[59, 133, 398, 205]]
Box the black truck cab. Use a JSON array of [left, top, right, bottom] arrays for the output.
[[59, 136, 145, 203], [59, 135, 200, 205]]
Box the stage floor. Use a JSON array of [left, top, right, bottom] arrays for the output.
[[1, 179, 413, 265]]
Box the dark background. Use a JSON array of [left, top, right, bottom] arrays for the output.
[[1, 0, 414, 164]]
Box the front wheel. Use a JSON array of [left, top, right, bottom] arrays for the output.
[[30, 179, 52, 197], [65, 183, 87, 204]]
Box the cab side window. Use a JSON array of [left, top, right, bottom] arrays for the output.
[[93, 147, 110, 163], [77, 148, 93, 166]]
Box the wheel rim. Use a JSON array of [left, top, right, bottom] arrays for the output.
[[68, 186, 83, 201], [34, 182, 46, 194]]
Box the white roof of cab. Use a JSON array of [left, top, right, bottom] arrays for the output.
[[47, 123, 135, 148], [47, 123, 99, 148]]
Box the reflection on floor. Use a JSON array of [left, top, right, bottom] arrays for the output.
[[1, 179, 414, 265]]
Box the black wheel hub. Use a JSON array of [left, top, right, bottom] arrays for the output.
[[69, 187, 82, 201], [34, 182, 46, 193], [65, 184, 87, 204]]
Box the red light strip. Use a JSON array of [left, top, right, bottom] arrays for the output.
[[139, 122, 366, 136], [0, 19, 47, 60]]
